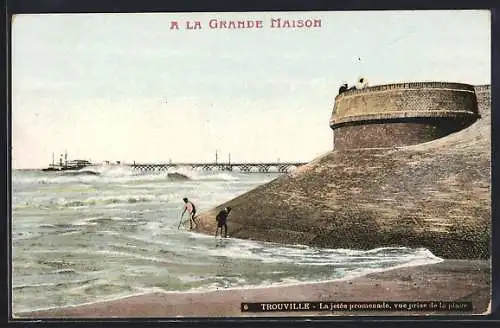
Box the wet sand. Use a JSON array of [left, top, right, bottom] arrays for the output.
[[17, 260, 490, 318]]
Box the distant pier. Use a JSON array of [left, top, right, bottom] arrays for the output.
[[128, 162, 307, 173]]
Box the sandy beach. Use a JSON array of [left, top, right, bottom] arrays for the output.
[[17, 259, 490, 318]]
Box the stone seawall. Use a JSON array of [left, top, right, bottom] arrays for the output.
[[193, 85, 491, 260], [332, 118, 472, 150], [330, 82, 479, 149]]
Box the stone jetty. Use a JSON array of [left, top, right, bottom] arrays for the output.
[[193, 84, 491, 260]]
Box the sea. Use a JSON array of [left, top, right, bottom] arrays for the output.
[[11, 165, 443, 315]]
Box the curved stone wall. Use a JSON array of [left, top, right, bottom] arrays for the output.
[[330, 82, 479, 149], [193, 84, 490, 260]]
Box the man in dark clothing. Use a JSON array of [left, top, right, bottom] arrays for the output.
[[215, 207, 231, 238], [338, 83, 348, 94]]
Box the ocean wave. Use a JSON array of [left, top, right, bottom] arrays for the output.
[[16, 247, 436, 315], [199, 237, 442, 267], [13, 278, 99, 291], [13, 233, 444, 315], [19, 193, 182, 209], [13, 165, 241, 185], [60, 171, 101, 177], [12, 231, 41, 241], [113, 230, 442, 270], [32, 217, 148, 232]]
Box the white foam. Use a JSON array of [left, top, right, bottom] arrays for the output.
[[13, 165, 247, 186], [13, 168, 446, 315], [13, 278, 98, 290], [94, 249, 177, 264], [191, 235, 443, 267], [13, 288, 152, 315], [19, 192, 182, 209], [72, 218, 99, 226], [14, 241, 444, 315]]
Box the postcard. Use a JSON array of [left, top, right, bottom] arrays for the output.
[[11, 10, 491, 318]]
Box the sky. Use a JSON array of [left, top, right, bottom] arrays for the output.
[[11, 10, 491, 169]]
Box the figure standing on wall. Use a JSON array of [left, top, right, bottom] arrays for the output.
[[338, 83, 348, 94]]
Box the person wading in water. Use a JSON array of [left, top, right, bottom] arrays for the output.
[[215, 207, 231, 238], [181, 197, 198, 230]]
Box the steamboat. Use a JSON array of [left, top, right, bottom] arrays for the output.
[[42, 151, 93, 172]]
